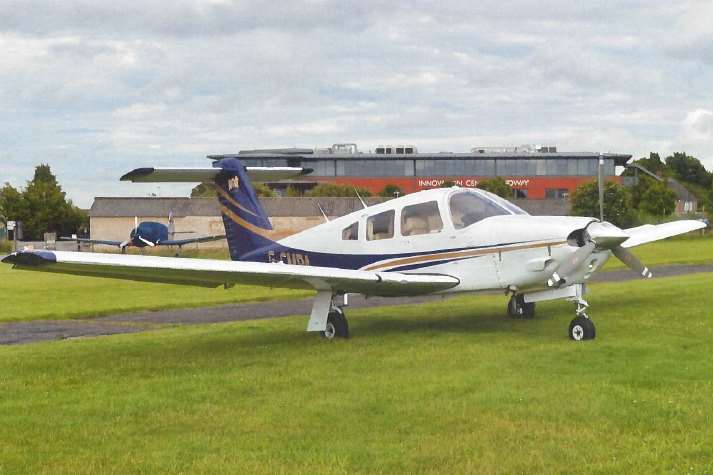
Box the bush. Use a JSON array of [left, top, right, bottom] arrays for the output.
[[477, 177, 512, 198], [570, 180, 635, 227], [305, 184, 372, 197]]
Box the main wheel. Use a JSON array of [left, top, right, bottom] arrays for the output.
[[568, 316, 596, 341], [508, 295, 535, 319], [322, 308, 349, 340]]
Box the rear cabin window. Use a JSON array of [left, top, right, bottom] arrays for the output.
[[449, 191, 509, 229], [401, 201, 443, 236], [342, 222, 358, 240], [367, 210, 395, 240]]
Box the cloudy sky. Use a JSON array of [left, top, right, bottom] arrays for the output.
[[1, 0, 712, 207]]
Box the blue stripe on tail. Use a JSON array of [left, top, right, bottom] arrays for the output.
[[213, 158, 277, 260]]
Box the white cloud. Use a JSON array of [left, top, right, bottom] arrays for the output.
[[0, 0, 712, 206]]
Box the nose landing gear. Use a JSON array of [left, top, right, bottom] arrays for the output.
[[568, 297, 595, 341]]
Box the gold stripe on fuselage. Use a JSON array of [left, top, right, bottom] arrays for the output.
[[214, 185, 262, 219], [362, 240, 566, 271]]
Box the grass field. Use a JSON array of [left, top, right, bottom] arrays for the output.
[[602, 233, 713, 270], [0, 265, 310, 322], [1, 273, 713, 473]]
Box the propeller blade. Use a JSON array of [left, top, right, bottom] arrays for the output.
[[598, 154, 605, 221], [611, 245, 652, 278], [548, 241, 596, 287], [135, 216, 138, 229], [138, 236, 156, 247], [119, 240, 131, 249]]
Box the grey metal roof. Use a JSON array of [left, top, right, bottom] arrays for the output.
[[90, 197, 220, 217]]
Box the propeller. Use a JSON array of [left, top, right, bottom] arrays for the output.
[[137, 236, 156, 247], [547, 221, 653, 287]]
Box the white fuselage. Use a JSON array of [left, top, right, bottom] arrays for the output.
[[277, 187, 610, 295]]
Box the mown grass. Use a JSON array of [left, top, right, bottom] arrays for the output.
[[0, 264, 311, 323], [1, 274, 713, 473], [602, 233, 712, 270]]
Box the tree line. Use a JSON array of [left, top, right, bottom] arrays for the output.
[[0, 165, 88, 241], [571, 151, 711, 227]]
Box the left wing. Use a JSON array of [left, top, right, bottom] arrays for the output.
[[2, 251, 460, 297]]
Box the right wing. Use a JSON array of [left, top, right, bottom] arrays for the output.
[[2, 251, 460, 297]]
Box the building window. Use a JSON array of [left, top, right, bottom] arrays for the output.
[[415, 159, 495, 176], [513, 189, 528, 199], [367, 210, 395, 240], [401, 201, 443, 236], [342, 222, 358, 240], [337, 160, 414, 177], [545, 188, 570, 199]]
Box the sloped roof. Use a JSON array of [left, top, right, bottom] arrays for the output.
[[90, 197, 220, 217]]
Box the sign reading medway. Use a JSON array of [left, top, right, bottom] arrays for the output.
[[417, 178, 531, 188]]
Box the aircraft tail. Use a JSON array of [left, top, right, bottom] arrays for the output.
[[120, 158, 306, 260], [212, 158, 276, 260]]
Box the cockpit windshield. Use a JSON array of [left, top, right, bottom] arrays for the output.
[[449, 190, 528, 229]]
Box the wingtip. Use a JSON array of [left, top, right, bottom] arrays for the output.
[[1, 250, 57, 266], [120, 167, 156, 182]]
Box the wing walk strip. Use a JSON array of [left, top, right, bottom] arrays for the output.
[[362, 240, 567, 271]]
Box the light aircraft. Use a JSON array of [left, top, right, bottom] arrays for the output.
[[59, 212, 225, 253], [2, 157, 705, 341]]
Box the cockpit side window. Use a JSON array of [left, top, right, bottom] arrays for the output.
[[367, 210, 395, 240], [449, 191, 509, 229], [342, 222, 359, 240], [401, 201, 443, 236]]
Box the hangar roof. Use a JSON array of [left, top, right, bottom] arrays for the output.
[[90, 197, 220, 218]]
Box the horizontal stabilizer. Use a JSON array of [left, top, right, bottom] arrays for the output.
[[2, 251, 460, 296], [622, 220, 706, 248], [120, 167, 307, 183]]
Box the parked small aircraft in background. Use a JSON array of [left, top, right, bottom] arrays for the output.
[[4, 157, 705, 341], [60, 212, 225, 253]]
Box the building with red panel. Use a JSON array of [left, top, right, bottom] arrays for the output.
[[213, 143, 631, 200]]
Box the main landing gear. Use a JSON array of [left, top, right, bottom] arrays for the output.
[[568, 298, 596, 341], [322, 306, 349, 340], [308, 291, 350, 340], [507, 294, 535, 319]]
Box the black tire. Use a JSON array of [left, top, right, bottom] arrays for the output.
[[568, 316, 596, 341], [508, 295, 535, 319], [322, 308, 349, 340]]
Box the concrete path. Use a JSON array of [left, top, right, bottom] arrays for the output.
[[2, 263, 712, 345]]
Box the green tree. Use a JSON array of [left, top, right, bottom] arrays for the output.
[[639, 180, 677, 217], [0, 183, 29, 227], [379, 184, 403, 197], [665, 152, 712, 187], [285, 185, 302, 197], [190, 183, 216, 198], [20, 165, 87, 239], [571, 180, 635, 227], [477, 177, 512, 198], [305, 184, 372, 197], [623, 152, 666, 178]]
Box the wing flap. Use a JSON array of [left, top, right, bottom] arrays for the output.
[[622, 220, 706, 248], [2, 251, 460, 296]]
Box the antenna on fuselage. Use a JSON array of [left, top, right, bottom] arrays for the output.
[[353, 188, 367, 209], [598, 153, 605, 221], [316, 202, 330, 222]]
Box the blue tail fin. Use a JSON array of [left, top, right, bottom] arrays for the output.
[[212, 158, 276, 260]]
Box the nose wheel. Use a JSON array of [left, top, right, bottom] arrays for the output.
[[568, 298, 595, 341]]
